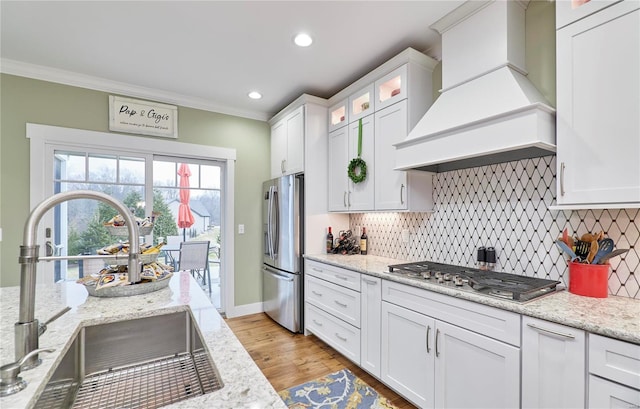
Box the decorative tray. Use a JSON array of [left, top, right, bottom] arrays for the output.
[[84, 278, 170, 298], [105, 225, 153, 236], [103, 252, 159, 266]]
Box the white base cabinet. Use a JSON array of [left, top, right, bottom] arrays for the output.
[[381, 301, 434, 408], [522, 316, 586, 409], [588, 333, 640, 408], [360, 275, 382, 378], [381, 280, 521, 409]]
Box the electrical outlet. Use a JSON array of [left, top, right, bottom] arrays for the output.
[[401, 229, 410, 243], [238, 224, 245, 234]]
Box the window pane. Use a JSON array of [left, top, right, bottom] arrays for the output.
[[88, 155, 117, 182], [153, 161, 176, 187], [201, 165, 220, 189], [55, 151, 86, 181], [186, 164, 200, 188], [120, 156, 145, 184]]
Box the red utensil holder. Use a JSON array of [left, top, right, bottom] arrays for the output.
[[568, 261, 609, 298]]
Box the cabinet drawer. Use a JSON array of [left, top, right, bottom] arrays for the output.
[[589, 333, 640, 390], [305, 260, 361, 291], [306, 303, 361, 364], [382, 280, 521, 346], [589, 374, 640, 408], [306, 275, 361, 328]]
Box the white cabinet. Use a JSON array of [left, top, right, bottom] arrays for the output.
[[374, 100, 433, 211], [381, 301, 434, 408], [328, 126, 350, 211], [304, 260, 363, 364], [521, 316, 586, 409], [381, 280, 521, 409], [588, 333, 640, 408], [327, 49, 437, 213], [328, 115, 375, 212], [328, 99, 348, 132], [360, 275, 382, 378], [270, 105, 304, 178], [556, 0, 640, 207], [434, 320, 520, 409], [348, 84, 374, 123]]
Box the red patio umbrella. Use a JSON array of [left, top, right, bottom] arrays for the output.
[[177, 163, 195, 241]]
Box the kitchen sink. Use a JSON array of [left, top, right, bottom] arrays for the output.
[[33, 311, 223, 409]]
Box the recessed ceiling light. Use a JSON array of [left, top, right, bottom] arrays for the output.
[[294, 33, 313, 47], [248, 91, 262, 100]]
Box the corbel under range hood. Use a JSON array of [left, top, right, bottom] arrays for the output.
[[395, 0, 556, 173]]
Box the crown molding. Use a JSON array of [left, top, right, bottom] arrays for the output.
[[1, 58, 270, 121]]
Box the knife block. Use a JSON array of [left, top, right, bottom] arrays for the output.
[[568, 262, 609, 298]]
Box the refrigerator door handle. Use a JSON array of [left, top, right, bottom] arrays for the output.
[[272, 189, 279, 257], [263, 267, 294, 282], [267, 185, 276, 259]]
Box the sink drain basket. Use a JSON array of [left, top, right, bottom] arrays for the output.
[[34, 351, 223, 409]]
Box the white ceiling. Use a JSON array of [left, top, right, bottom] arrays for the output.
[[1, 1, 464, 121]]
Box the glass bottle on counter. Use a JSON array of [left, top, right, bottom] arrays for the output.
[[326, 227, 334, 253], [360, 227, 368, 255]]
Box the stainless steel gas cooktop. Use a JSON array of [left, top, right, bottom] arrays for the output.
[[387, 261, 561, 303]]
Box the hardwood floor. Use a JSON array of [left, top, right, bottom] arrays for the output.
[[225, 312, 416, 409]]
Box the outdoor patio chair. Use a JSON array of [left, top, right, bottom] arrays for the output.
[[178, 240, 211, 294]]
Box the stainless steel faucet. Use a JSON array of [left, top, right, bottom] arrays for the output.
[[15, 190, 141, 370]]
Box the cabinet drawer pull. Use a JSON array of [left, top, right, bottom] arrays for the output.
[[312, 319, 323, 326], [334, 300, 347, 308], [312, 267, 323, 272], [426, 325, 431, 353], [335, 333, 347, 341], [334, 274, 349, 281], [311, 290, 323, 297], [362, 277, 377, 285], [560, 162, 566, 196], [527, 323, 575, 339], [435, 329, 440, 357], [400, 184, 405, 205]]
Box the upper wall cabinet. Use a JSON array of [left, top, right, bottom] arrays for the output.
[[329, 99, 349, 133], [555, 0, 640, 208], [327, 48, 437, 213], [348, 84, 375, 123], [556, 0, 622, 29], [374, 65, 407, 111], [270, 105, 304, 178]]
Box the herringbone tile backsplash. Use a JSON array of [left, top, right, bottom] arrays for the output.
[[350, 156, 639, 299]]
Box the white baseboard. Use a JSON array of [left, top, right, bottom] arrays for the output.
[[225, 302, 263, 318]]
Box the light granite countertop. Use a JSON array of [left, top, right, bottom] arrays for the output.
[[0, 272, 287, 409], [305, 254, 640, 345]]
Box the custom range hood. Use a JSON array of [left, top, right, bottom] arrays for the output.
[[395, 0, 556, 173]]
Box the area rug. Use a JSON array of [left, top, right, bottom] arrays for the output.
[[278, 368, 398, 409]]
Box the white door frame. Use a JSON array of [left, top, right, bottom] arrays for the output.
[[27, 123, 238, 316]]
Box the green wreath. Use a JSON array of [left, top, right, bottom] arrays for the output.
[[348, 157, 367, 184]]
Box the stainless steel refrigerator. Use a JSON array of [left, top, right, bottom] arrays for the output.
[[262, 174, 304, 333]]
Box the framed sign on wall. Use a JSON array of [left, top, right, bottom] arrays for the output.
[[109, 95, 178, 138]]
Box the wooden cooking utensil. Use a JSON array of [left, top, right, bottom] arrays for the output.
[[587, 240, 599, 264]]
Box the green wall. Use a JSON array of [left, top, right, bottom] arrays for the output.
[[0, 74, 269, 307]]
